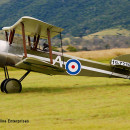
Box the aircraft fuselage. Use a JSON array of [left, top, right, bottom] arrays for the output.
[[0, 40, 129, 79]]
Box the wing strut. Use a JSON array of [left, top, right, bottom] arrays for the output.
[[9, 30, 13, 43], [47, 29, 53, 64], [9, 29, 15, 44], [60, 32, 64, 67], [5, 31, 8, 41], [28, 36, 31, 47], [34, 34, 40, 50], [21, 22, 27, 58]]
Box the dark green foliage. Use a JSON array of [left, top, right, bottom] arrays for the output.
[[80, 47, 90, 51], [105, 44, 111, 49], [52, 46, 59, 52], [0, 0, 129, 36], [67, 45, 77, 52]]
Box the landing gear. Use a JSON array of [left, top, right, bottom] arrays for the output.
[[0, 66, 30, 93], [1, 79, 8, 92], [4, 78, 22, 93]]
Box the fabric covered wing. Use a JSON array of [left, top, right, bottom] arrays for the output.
[[2, 16, 64, 39], [15, 57, 65, 75]]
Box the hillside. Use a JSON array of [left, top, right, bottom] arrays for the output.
[[62, 28, 130, 50], [0, 0, 129, 36], [82, 28, 130, 40]]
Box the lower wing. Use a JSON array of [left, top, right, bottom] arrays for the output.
[[15, 57, 65, 75]]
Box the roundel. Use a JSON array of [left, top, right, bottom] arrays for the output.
[[65, 59, 81, 75]]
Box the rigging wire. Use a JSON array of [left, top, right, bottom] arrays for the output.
[[60, 32, 64, 67]]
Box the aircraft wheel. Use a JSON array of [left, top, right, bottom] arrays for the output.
[[0, 79, 8, 92], [4, 78, 22, 93]]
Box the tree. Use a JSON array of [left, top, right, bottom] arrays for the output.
[[66, 45, 77, 52]]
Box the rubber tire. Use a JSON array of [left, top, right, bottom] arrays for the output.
[[1, 79, 8, 92], [4, 78, 22, 93]]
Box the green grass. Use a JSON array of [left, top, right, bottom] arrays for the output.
[[0, 70, 130, 130]]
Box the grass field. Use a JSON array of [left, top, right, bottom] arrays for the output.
[[66, 48, 130, 63], [0, 49, 130, 130]]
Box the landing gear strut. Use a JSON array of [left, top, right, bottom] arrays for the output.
[[0, 67, 30, 93]]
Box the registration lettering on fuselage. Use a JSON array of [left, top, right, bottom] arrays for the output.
[[111, 59, 130, 67]]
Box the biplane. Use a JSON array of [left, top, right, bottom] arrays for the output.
[[0, 16, 130, 93]]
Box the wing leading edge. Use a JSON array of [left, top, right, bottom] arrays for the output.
[[2, 16, 64, 39]]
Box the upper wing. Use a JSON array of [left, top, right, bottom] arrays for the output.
[[15, 57, 65, 75], [2, 16, 64, 39]]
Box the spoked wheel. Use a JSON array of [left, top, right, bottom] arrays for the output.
[[3, 78, 22, 93], [1, 79, 8, 92]]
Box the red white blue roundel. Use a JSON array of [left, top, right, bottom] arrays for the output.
[[65, 59, 81, 75]]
